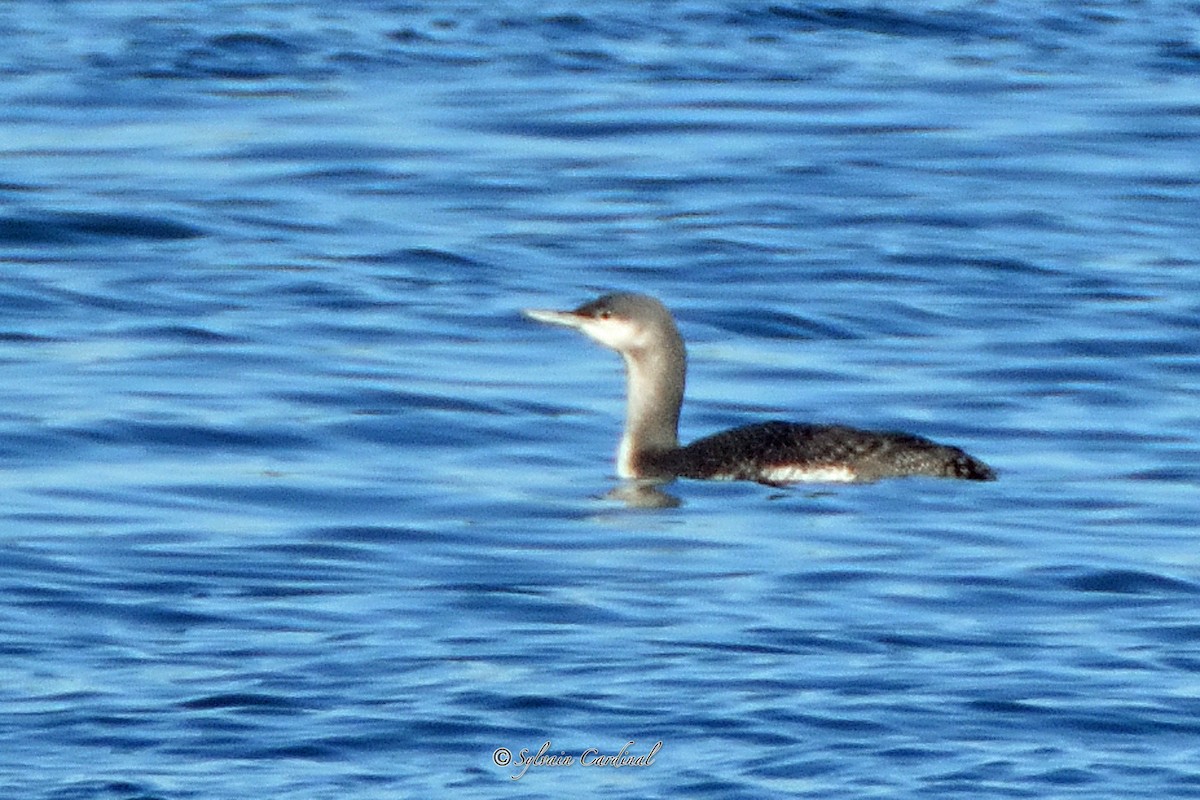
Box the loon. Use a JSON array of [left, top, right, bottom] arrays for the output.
[[524, 292, 994, 485]]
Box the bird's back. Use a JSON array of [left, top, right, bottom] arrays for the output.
[[650, 421, 995, 484]]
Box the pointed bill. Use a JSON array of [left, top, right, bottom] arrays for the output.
[[523, 308, 586, 329]]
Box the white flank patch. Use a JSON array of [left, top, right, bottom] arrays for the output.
[[758, 464, 859, 484]]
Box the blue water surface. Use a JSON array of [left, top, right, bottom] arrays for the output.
[[2, 1, 1200, 798]]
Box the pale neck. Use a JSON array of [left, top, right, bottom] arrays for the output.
[[616, 337, 686, 479]]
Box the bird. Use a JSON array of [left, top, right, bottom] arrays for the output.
[[523, 292, 994, 485]]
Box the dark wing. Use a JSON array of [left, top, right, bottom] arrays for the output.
[[659, 421, 994, 483]]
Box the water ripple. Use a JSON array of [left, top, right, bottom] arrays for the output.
[[0, 212, 204, 244], [2, 2, 1200, 799]]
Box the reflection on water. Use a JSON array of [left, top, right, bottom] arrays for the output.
[[606, 482, 682, 509]]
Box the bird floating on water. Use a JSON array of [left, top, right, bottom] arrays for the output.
[[524, 292, 994, 485]]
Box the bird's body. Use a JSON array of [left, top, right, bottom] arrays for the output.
[[524, 292, 994, 485]]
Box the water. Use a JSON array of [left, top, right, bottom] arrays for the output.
[[2, 1, 1200, 797]]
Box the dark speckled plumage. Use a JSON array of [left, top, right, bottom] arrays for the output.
[[524, 292, 995, 485], [647, 421, 995, 484]]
